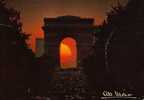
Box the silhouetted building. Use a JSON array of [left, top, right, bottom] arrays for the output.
[[43, 15, 96, 68], [36, 38, 45, 57], [37, 16, 96, 97]]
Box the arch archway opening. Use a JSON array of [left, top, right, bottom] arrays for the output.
[[60, 37, 77, 69]]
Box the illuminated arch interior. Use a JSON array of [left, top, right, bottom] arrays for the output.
[[60, 37, 77, 69]]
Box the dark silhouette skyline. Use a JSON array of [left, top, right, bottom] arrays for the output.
[[1, 0, 144, 99], [6, 0, 128, 51]]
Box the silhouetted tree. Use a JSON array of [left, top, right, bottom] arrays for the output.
[[82, 0, 144, 94], [0, 0, 38, 99], [104, 0, 144, 93]]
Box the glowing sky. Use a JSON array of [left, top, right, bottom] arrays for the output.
[[6, 0, 128, 51], [61, 43, 72, 56], [60, 37, 77, 69]]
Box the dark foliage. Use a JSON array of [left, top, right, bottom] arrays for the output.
[[105, 0, 144, 91], [0, 0, 38, 99], [82, 0, 144, 94]]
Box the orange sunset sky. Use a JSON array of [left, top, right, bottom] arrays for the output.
[[60, 37, 77, 69], [6, 0, 128, 51]]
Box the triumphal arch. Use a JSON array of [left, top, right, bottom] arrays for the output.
[[43, 16, 95, 69]]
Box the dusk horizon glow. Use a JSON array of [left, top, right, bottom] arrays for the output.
[[6, 0, 128, 51], [60, 37, 77, 69]]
